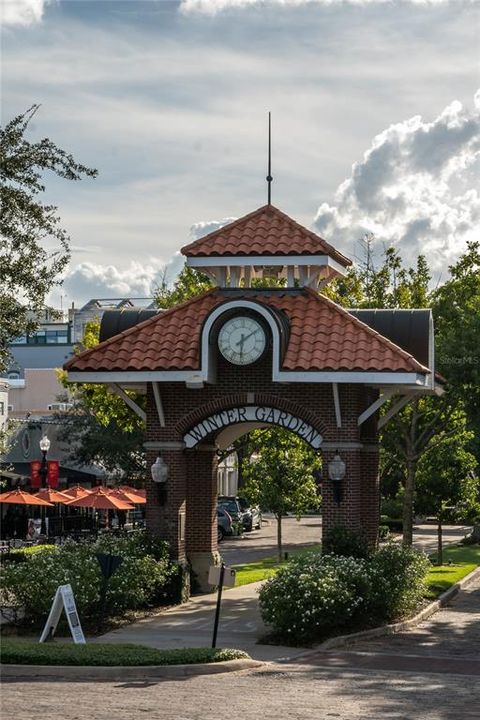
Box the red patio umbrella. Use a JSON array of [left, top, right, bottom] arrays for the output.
[[0, 489, 53, 506], [33, 488, 72, 504]]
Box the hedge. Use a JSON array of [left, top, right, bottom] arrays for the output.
[[0, 639, 249, 666]]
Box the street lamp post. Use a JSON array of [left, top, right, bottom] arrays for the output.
[[39, 434, 51, 489]]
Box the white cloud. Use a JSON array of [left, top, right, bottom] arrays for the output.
[[313, 91, 480, 271], [1, 0, 50, 26], [180, 0, 459, 14], [189, 217, 237, 240], [59, 260, 166, 306]]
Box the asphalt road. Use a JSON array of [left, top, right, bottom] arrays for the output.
[[219, 514, 471, 566], [4, 577, 480, 720], [2, 522, 478, 720]]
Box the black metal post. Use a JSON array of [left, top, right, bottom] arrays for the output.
[[211, 563, 225, 649], [39, 450, 48, 488]]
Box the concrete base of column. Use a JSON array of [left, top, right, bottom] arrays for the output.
[[171, 559, 191, 603], [189, 551, 222, 593]]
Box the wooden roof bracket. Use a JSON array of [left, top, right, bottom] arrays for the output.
[[357, 388, 397, 427], [109, 383, 146, 423], [377, 393, 417, 430], [332, 382, 342, 428], [152, 381, 166, 427]]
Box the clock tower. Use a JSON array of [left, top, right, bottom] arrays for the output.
[[65, 202, 438, 593]]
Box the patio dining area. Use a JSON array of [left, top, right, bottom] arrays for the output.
[[0, 485, 146, 546]]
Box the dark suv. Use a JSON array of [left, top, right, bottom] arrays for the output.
[[218, 497, 244, 524], [218, 496, 261, 532]]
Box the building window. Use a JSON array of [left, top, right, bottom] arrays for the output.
[[0, 401, 4, 415], [7, 371, 20, 380]]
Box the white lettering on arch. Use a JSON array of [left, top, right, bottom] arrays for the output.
[[183, 406, 322, 449]]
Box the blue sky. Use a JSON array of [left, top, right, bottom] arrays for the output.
[[2, 0, 479, 305]]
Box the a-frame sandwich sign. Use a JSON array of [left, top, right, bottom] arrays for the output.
[[39, 583, 86, 644]]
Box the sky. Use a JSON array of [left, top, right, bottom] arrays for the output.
[[1, 0, 479, 307]]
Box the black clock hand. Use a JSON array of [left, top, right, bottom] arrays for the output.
[[235, 335, 247, 352], [236, 333, 246, 353], [236, 329, 259, 347]]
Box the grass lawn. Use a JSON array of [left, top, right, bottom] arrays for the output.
[[233, 544, 321, 586], [424, 544, 480, 599], [0, 639, 249, 666], [233, 542, 480, 599]]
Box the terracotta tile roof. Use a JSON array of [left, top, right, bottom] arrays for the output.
[[181, 205, 352, 267], [65, 289, 429, 375]]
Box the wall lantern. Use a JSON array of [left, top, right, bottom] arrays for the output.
[[328, 451, 345, 505], [151, 456, 169, 484]]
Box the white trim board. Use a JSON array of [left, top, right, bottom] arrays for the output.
[[67, 370, 429, 387], [188, 255, 347, 275]]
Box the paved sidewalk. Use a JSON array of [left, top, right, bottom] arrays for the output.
[[99, 580, 303, 661], [100, 527, 473, 662]]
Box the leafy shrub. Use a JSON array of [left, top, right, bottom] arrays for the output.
[[259, 544, 431, 644], [0, 639, 249, 666], [380, 516, 403, 533], [322, 526, 370, 559], [381, 495, 404, 519], [378, 525, 390, 540], [259, 552, 371, 643], [0, 532, 177, 626], [367, 543, 430, 620]]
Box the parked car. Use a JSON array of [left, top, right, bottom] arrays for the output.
[[217, 507, 233, 542], [238, 498, 262, 531], [218, 497, 244, 524], [218, 496, 261, 532]]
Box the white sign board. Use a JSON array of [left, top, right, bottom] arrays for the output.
[[208, 565, 236, 588], [39, 584, 86, 644]]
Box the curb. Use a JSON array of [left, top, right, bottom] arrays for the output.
[[0, 657, 263, 681], [315, 564, 480, 652]]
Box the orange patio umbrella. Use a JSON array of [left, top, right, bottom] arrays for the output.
[[0, 488, 53, 506], [62, 485, 92, 500], [33, 488, 72, 504], [119, 485, 146, 498], [110, 488, 146, 504], [64, 488, 134, 511]]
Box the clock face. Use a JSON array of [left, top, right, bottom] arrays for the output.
[[218, 316, 266, 366]]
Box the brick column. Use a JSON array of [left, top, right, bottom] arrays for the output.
[[321, 445, 380, 547], [186, 446, 221, 592], [360, 445, 380, 546], [321, 447, 363, 541], [145, 446, 187, 561]]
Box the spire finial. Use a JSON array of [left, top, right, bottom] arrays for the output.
[[266, 111, 272, 205]]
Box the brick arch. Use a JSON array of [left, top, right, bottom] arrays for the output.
[[175, 392, 329, 443]]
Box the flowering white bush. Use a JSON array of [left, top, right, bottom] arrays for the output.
[[259, 544, 430, 644], [259, 553, 371, 642]]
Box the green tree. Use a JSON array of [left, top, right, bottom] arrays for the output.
[[59, 321, 145, 480], [432, 241, 480, 460], [155, 263, 213, 309], [241, 429, 321, 561], [0, 105, 97, 370], [415, 409, 477, 564]]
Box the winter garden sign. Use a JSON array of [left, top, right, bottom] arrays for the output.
[[183, 406, 323, 449]]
